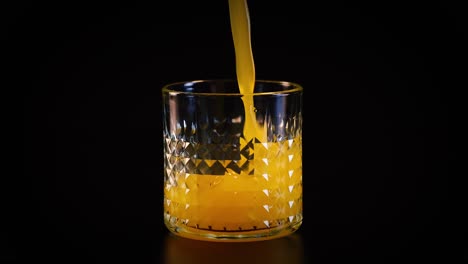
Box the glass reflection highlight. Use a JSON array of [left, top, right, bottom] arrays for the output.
[[163, 231, 304, 264]]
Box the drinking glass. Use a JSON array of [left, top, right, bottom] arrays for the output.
[[162, 79, 303, 242]]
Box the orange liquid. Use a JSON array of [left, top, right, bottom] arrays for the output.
[[164, 138, 302, 233], [228, 0, 263, 141], [164, 0, 302, 240]]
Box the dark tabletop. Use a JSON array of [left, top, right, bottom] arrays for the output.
[[13, 0, 462, 263]]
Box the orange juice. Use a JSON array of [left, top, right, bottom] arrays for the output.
[[229, 0, 263, 141], [164, 135, 303, 236], [163, 0, 302, 241]]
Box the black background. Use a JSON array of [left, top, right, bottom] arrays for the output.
[[14, 0, 463, 263]]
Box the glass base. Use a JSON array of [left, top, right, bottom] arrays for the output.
[[164, 215, 302, 242]]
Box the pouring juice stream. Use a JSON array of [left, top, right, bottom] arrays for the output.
[[228, 0, 264, 142]]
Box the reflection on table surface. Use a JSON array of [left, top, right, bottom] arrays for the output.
[[163, 231, 305, 264]]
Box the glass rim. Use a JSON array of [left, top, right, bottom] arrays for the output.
[[162, 79, 303, 96]]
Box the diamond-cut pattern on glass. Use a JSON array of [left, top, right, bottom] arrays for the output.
[[164, 134, 302, 232]]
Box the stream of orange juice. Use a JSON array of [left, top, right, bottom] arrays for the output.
[[228, 0, 261, 142], [164, 0, 302, 236]]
